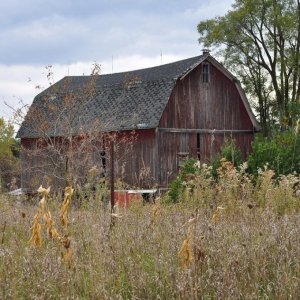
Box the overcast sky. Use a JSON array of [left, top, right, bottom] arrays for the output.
[[0, 0, 234, 122]]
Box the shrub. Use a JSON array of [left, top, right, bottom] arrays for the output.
[[180, 158, 198, 176], [211, 139, 243, 178], [168, 176, 184, 203], [167, 158, 198, 203], [248, 130, 300, 176]]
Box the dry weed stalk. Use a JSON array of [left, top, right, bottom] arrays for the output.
[[58, 186, 74, 266], [151, 202, 160, 225], [61, 235, 73, 267], [178, 218, 195, 269], [212, 206, 225, 225], [60, 186, 74, 227]]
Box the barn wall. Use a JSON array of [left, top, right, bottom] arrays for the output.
[[159, 62, 254, 130], [20, 138, 66, 192], [115, 129, 157, 188], [157, 61, 255, 187], [20, 129, 158, 191], [158, 131, 254, 187], [20, 136, 107, 192]]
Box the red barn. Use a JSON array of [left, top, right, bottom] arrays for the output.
[[17, 52, 260, 192]]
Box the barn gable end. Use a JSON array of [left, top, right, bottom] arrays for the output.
[[156, 57, 259, 186]]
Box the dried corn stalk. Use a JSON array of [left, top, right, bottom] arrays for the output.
[[60, 186, 73, 227], [43, 210, 60, 240], [178, 237, 193, 268], [29, 211, 42, 247], [62, 236, 73, 267], [29, 185, 51, 246], [178, 222, 194, 268]]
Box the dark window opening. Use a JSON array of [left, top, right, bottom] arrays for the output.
[[100, 150, 106, 177], [197, 133, 200, 161], [202, 63, 209, 83]]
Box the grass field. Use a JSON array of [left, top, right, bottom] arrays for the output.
[[0, 164, 299, 299]]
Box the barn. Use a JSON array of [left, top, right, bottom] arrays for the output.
[[17, 51, 260, 192]]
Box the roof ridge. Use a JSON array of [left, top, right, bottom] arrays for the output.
[[66, 55, 204, 79]]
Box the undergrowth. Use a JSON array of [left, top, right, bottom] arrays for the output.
[[0, 162, 299, 299]]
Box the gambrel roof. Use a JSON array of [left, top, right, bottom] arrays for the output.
[[17, 54, 259, 138]]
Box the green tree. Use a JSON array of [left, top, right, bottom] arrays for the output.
[[198, 0, 300, 135], [0, 118, 20, 190], [247, 129, 300, 175], [0, 118, 15, 158]]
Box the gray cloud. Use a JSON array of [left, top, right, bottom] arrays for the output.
[[0, 0, 234, 65]]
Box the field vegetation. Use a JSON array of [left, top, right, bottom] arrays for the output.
[[0, 158, 299, 299]]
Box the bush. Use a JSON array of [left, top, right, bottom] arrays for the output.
[[248, 130, 300, 176], [211, 139, 243, 178], [167, 158, 198, 203]]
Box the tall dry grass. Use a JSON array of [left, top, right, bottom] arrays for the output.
[[0, 164, 299, 299]]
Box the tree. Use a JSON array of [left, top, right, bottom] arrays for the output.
[[0, 118, 15, 158], [198, 0, 300, 135], [0, 118, 20, 190], [17, 64, 136, 194]]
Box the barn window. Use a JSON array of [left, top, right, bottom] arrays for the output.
[[202, 63, 209, 83]]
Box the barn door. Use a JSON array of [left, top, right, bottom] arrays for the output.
[[178, 133, 189, 168], [177, 133, 199, 168], [198, 133, 211, 163]]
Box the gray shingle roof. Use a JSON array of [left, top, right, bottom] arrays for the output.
[[17, 55, 206, 138]]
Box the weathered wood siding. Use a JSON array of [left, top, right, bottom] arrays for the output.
[[159, 62, 253, 129], [157, 61, 255, 187], [20, 129, 158, 191], [20, 138, 65, 191], [115, 129, 157, 188]]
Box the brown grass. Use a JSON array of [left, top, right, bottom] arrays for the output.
[[0, 167, 299, 299]]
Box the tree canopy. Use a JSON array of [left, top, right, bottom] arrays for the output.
[[0, 118, 20, 190], [198, 0, 300, 135], [0, 117, 15, 158]]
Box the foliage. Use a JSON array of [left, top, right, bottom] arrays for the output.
[[248, 130, 300, 176], [0, 118, 15, 159], [168, 176, 184, 204], [0, 118, 20, 191], [211, 139, 243, 178], [167, 158, 198, 203], [180, 158, 198, 176], [168, 141, 243, 203], [198, 0, 300, 133]]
